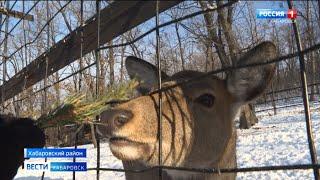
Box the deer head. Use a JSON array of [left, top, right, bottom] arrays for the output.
[[98, 41, 276, 168]]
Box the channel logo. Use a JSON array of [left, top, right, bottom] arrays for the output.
[[24, 162, 49, 171], [23, 148, 87, 172], [24, 162, 87, 172], [256, 9, 297, 19], [50, 162, 87, 172], [24, 148, 86, 158]]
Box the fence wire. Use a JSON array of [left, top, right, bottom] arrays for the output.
[[9, 42, 320, 106], [0, 0, 71, 68], [0, 1, 40, 50], [0, 0, 319, 179]]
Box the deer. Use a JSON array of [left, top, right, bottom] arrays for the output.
[[98, 41, 277, 179]]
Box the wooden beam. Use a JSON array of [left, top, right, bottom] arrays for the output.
[[0, 7, 34, 21], [0, 1, 182, 102]]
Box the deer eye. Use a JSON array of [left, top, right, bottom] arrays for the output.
[[195, 93, 215, 108]]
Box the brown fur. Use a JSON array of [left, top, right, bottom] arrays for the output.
[[99, 41, 277, 180]]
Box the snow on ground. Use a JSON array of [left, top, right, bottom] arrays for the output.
[[15, 98, 320, 180], [237, 100, 320, 180]]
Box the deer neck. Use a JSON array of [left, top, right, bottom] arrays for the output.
[[165, 128, 237, 179]]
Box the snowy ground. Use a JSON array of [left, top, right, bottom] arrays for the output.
[[15, 98, 320, 180]]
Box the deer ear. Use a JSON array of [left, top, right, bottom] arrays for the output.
[[125, 56, 169, 94], [227, 41, 277, 103]]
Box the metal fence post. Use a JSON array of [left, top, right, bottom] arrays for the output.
[[155, 1, 163, 179], [95, 1, 101, 180], [287, 1, 319, 179]]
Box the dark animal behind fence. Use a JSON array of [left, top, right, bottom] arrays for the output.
[[0, 115, 45, 180]]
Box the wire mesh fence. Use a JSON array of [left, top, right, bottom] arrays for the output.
[[0, 0, 319, 179]]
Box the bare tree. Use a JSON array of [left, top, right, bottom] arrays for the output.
[[199, 1, 259, 129]]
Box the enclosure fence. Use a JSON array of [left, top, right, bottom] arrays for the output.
[[0, 0, 320, 180]]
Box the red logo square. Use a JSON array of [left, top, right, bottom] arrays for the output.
[[287, 9, 297, 19]]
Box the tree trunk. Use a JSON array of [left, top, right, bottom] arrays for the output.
[[310, 51, 316, 101], [108, 41, 115, 87], [175, 23, 185, 70], [90, 123, 97, 148], [271, 80, 277, 115], [54, 72, 60, 104], [120, 37, 125, 82], [199, 1, 231, 68], [239, 104, 258, 129], [305, 1, 316, 101]]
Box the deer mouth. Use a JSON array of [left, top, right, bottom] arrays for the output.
[[109, 137, 142, 146], [109, 137, 150, 161]]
